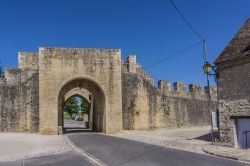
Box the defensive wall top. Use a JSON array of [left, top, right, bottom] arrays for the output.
[[4, 48, 217, 100], [124, 55, 217, 100]]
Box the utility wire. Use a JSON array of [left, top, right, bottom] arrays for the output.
[[169, 0, 204, 40], [143, 0, 205, 70], [144, 40, 203, 69]]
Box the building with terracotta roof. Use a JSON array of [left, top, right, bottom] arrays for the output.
[[215, 18, 250, 149]]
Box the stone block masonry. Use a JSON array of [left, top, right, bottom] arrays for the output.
[[214, 18, 250, 148], [122, 55, 217, 130], [18, 52, 39, 70], [0, 68, 39, 132], [0, 48, 216, 134], [217, 58, 250, 145]]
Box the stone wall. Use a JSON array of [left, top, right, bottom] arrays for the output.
[[64, 88, 91, 102], [0, 68, 39, 132], [0, 49, 217, 134], [122, 56, 217, 130], [18, 52, 39, 70], [39, 48, 122, 134], [217, 58, 250, 144]]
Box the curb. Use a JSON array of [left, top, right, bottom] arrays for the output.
[[63, 135, 110, 166], [202, 145, 250, 163]]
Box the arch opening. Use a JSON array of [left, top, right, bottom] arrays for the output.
[[63, 95, 90, 131], [58, 78, 106, 133]]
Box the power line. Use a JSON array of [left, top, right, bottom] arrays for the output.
[[141, 66, 162, 81], [143, 1, 205, 70], [168, 0, 215, 144], [169, 0, 204, 40], [144, 40, 203, 69]]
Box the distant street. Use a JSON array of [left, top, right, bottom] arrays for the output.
[[64, 119, 87, 129]]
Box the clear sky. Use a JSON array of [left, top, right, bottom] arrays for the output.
[[0, 0, 249, 87]]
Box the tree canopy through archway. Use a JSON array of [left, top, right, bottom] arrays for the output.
[[64, 96, 89, 119]]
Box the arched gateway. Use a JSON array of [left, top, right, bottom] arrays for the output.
[[39, 48, 122, 134], [58, 79, 105, 132], [0, 47, 216, 135]]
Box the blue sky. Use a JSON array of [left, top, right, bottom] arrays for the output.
[[0, 0, 249, 87]]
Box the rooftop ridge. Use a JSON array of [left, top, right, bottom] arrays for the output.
[[215, 18, 250, 64]]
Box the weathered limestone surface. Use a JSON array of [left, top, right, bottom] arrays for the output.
[[64, 88, 90, 102], [215, 18, 250, 147], [217, 58, 250, 144], [39, 48, 122, 134], [18, 52, 39, 70], [122, 56, 217, 130], [0, 48, 216, 134], [0, 69, 39, 132]]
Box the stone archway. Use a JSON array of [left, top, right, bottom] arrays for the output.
[[58, 79, 105, 133], [64, 88, 91, 103], [39, 48, 122, 135]]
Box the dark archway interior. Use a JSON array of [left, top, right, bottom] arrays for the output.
[[58, 79, 105, 133]]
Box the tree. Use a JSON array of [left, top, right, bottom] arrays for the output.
[[64, 97, 79, 119], [80, 98, 89, 116]]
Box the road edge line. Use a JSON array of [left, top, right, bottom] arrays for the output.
[[63, 135, 110, 166]]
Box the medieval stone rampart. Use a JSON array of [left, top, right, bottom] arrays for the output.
[[122, 55, 217, 130], [0, 67, 39, 132], [18, 52, 39, 70], [0, 50, 217, 133]]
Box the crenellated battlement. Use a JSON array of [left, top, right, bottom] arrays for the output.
[[125, 55, 137, 73], [122, 55, 218, 130], [157, 80, 217, 100], [5, 68, 21, 85], [18, 52, 39, 70], [123, 55, 217, 100], [173, 82, 186, 94], [0, 48, 217, 133], [4, 68, 38, 87], [158, 80, 171, 94], [189, 84, 202, 94]]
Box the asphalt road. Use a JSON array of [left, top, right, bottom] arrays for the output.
[[64, 119, 86, 128], [1, 132, 249, 166], [68, 132, 250, 166]]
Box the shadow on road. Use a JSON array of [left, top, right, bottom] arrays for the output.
[[63, 128, 93, 134], [193, 130, 219, 142]]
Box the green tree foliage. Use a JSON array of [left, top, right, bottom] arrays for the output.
[[64, 97, 79, 119], [80, 98, 89, 115]]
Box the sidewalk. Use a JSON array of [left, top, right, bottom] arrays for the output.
[[202, 144, 250, 163], [108, 126, 212, 154], [0, 132, 70, 161], [108, 126, 250, 164]]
